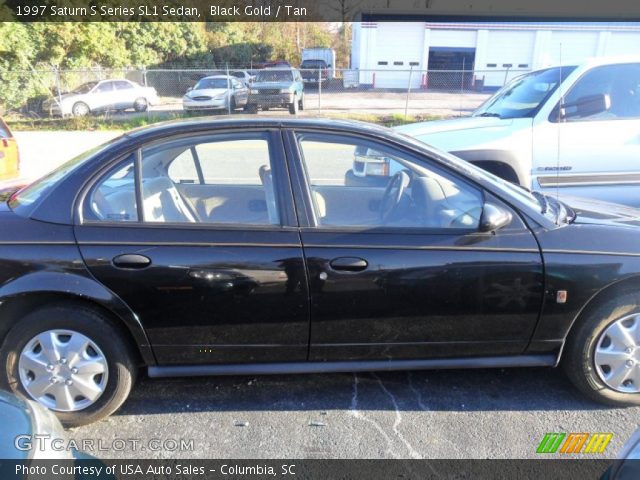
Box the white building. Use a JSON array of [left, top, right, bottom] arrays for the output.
[[351, 21, 640, 89]]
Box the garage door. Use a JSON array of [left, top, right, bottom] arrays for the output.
[[547, 31, 599, 65], [374, 23, 424, 88], [483, 30, 536, 87]]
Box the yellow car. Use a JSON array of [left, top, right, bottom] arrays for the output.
[[0, 117, 19, 181]]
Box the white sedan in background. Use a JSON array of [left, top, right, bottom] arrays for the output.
[[43, 79, 159, 117], [182, 75, 249, 112]]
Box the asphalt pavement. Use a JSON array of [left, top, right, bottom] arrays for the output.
[[69, 367, 640, 459]]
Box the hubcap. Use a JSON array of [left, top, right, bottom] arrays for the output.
[[594, 314, 640, 393], [19, 330, 109, 412]]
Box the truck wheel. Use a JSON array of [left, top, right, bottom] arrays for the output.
[[562, 292, 640, 407], [0, 304, 138, 427], [289, 95, 299, 115], [245, 104, 258, 114]]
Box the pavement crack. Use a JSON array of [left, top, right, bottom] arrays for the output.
[[408, 372, 430, 411], [372, 373, 422, 459], [348, 372, 399, 459]]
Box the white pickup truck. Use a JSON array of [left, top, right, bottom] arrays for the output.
[[392, 56, 640, 207]]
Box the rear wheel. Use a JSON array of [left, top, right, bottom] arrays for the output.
[[133, 97, 148, 112], [562, 293, 640, 406], [299, 93, 305, 111], [0, 304, 137, 427], [245, 104, 258, 114], [228, 96, 236, 112]]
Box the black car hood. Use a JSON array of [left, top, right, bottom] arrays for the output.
[[561, 195, 640, 228]]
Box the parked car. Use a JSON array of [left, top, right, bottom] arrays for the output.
[[246, 68, 304, 114], [229, 70, 256, 86], [300, 59, 330, 86], [182, 75, 249, 112], [0, 389, 74, 460], [395, 56, 640, 207], [301, 47, 336, 78], [0, 117, 19, 182], [42, 79, 159, 117], [602, 429, 640, 480], [1, 117, 640, 427]]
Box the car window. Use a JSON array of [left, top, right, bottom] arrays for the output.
[[296, 133, 483, 229], [88, 157, 138, 222], [95, 82, 115, 93], [143, 134, 279, 225], [194, 78, 230, 90], [114, 81, 134, 90], [560, 63, 640, 121], [256, 70, 293, 83]]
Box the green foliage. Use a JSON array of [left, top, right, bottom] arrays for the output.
[[0, 19, 349, 112]]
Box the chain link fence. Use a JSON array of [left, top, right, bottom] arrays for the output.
[[1, 67, 530, 119]]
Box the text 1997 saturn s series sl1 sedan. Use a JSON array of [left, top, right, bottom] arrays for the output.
[[0, 118, 639, 426]]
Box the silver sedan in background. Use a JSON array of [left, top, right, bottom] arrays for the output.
[[182, 75, 249, 112]]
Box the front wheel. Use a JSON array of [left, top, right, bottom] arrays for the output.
[[289, 95, 299, 115], [299, 93, 305, 111], [562, 293, 640, 406], [72, 102, 90, 117], [0, 304, 137, 427]]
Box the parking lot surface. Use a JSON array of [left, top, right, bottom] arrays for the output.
[[68, 368, 640, 459]]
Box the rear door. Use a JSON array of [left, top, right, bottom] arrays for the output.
[[74, 129, 309, 365], [285, 129, 544, 361]]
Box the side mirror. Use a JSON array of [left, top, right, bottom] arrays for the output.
[[479, 203, 512, 232], [560, 93, 610, 120]]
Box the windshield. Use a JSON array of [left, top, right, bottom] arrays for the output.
[[301, 60, 326, 68], [194, 78, 230, 90], [256, 70, 293, 83], [71, 82, 97, 94], [473, 66, 577, 119]]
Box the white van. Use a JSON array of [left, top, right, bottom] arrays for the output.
[[393, 56, 640, 207]]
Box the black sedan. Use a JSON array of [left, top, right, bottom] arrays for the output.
[[0, 117, 639, 426]]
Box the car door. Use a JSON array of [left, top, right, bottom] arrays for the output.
[[232, 79, 248, 106], [113, 80, 137, 110], [74, 129, 309, 365], [285, 130, 544, 362], [532, 62, 640, 207], [90, 81, 117, 112]]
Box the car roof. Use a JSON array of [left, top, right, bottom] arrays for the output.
[[123, 116, 392, 141]]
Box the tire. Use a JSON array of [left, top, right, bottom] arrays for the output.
[[261, 106, 270, 111], [289, 95, 299, 115], [0, 304, 137, 427], [133, 97, 148, 112], [72, 102, 90, 117], [245, 104, 258, 114], [299, 93, 305, 111], [562, 292, 640, 407]]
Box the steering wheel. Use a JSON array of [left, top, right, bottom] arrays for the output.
[[379, 171, 410, 223]]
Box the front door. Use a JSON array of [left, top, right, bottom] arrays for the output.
[[286, 130, 544, 361], [74, 130, 309, 365]]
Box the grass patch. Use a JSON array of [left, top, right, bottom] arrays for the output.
[[5, 111, 445, 132]]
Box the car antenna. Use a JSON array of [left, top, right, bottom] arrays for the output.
[[555, 43, 563, 223]]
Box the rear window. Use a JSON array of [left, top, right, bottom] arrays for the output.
[[8, 138, 121, 217]]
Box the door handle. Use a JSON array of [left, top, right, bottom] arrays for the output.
[[329, 257, 368, 272], [112, 254, 151, 269]]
